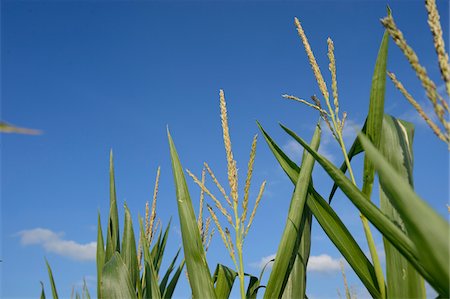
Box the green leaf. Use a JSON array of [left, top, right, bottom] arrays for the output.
[[281, 207, 312, 299], [361, 26, 389, 199], [96, 212, 105, 299], [106, 150, 120, 261], [139, 217, 161, 299], [101, 252, 137, 299], [245, 275, 260, 299], [213, 264, 238, 298], [264, 124, 321, 299], [379, 115, 425, 298], [162, 260, 185, 299], [40, 281, 46, 299], [359, 132, 449, 296], [151, 220, 171, 274], [358, 31, 390, 299], [144, 260, 161, 299], [82, 278, 91, 299], [282, 123, 443, 294], [45, 259, 58, 299], [121, 203, 139, 290], [258, 122, 381, 298], [167, 129, 216, 299], [159, 248, 181, 296]]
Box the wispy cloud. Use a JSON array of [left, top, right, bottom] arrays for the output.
[[250, 253, 276, 270], [17, 228, 96, 261], [282, 140, 303, 164], [281, 119, 362, 165], [251, 253, 342, 274]]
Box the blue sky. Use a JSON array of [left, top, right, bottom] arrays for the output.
[[2, 0, 448, 298]]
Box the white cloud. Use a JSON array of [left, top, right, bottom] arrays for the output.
[[17, 228, 96, 261], [251, 253, 342, 274], [307, 254, 342, 273]]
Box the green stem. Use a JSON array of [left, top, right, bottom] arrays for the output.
[[232, 200, 246, 299], [337, 131, 386, 299]]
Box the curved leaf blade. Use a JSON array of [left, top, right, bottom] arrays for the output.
[[379, 116, 425, 298], [258, 122, 381, 298], [213, 264, 238, 298], [359, 132, 449, 296], [101, 252, 136, 299], [121, 203, 138, 290], [167, 129, 216, 299], [264, 124, 321, 299]]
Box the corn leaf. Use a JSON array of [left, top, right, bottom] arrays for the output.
[[361, 28, 390, 197], [245, 275, 260, 299], [264, 124, 321, 299], [213, 264, 238, 298], [151, 220, 171, 274], [101, 252, 136, 299], [121, 203, 139, 291], [379, 115, 425, 298], [82, 278, 91, 299], [0, 121, 41, 135], [106, 150, 120, 261], [281, 207, 312, 299], [358, 133, 449, 296], [45, 259, 58, 299], [283, 123, 444, 294], [258, 122, 381, 298], [40, 281, 46, 299], [144, 260, 161, 299], [163, 260, 185, 299], [167, 129, 216, 299], [139, 217, 161, 299], [96, 212, 105, 299], [159, 248, 181, 296]]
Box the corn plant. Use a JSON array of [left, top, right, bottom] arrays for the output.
[[257, 5, 448, 298], [40, 1, 448, 298], [41, 152, 185, 299]]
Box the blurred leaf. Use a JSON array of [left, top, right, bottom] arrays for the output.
[[379, 115, 425, 297], [96, 213, 105, 299], [0, 121, 41, 135], [213, 264, 237, 298], [167, 129, 216, 299], [82, 278, 91, 299], [121, 203, 139, 290], [40, 281, 46, 299], [101, 252, 136, 299], [258, 122, 381, 297], [359, 132, 449, 296], [106, 150, 120, 261], [45, 259, 58, 299], [264, 124, 321, 299]]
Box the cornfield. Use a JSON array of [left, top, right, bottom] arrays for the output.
[[33, 1, 449, 298]]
